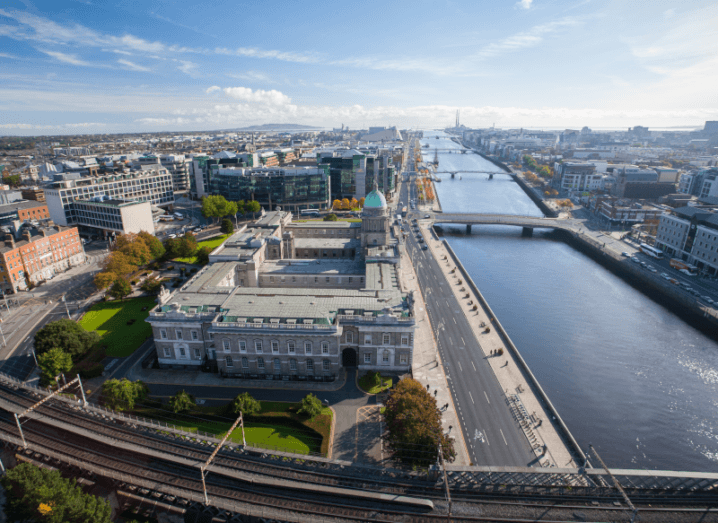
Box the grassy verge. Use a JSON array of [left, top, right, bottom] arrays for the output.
[[135, 400, 333, 456], [174, 233, 232, 264], [358, 373, 393, 394], [78, 296, 155, 357]]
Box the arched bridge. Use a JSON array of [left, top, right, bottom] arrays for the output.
[[426, 212, 579, 236]]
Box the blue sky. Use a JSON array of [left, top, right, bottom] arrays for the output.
[[1, 0, 716, 135]]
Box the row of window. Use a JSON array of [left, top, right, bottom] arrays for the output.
[[225, 356, 332, 371], [223, 338, 331, 355]]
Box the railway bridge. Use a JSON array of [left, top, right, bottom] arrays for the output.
[[427, 212, 579, 236]]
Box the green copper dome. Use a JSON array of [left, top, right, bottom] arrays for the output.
[[364, 189, 387, 209]]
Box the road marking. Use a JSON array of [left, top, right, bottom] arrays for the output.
[[453, 317, 456, 324], [484, 391, 490, 404], [461, 337, 465, 344], [468, 391, 474, 404], [500, 428, 508, 445], [471, 361, 476, 371], [458, 362, 462, 372]]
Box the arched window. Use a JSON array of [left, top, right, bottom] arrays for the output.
[[289, 358, 297, 371], [306, 359, 314, 372], [273, 358, 281, 371], [225, 355, 233, 367], [323, 359, 330, 371], [241, 357, 248, 368], [257, 357, 265, 369]]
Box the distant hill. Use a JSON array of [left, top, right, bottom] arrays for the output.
[[233, 123, 321, 131]]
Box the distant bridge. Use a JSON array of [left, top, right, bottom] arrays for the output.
[[420, 148, 473, 154], [427, 212, 579, 235]]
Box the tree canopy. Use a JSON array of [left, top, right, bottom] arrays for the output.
[[298, 393, 323, 418], [34, 319, 100, 360], [231, 392, 260, 416], [221, 218, 234, 234], [383, 377, 455, 466], [93, 231, 165, 291], [102, 378, 148, 411], [165, 232, 197, 259], [37, 347, 73, 385], [168, 390, 196, 413], [1, 462, 112, 523], [246, 200, 261, 216], [323, 213, 338, 221], [108, 277, 132, 300], [201, 195, 237, 222], [195, 245, 212, 265]]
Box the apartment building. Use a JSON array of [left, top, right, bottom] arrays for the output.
[[71, 198, 155, 236], [0, 226, 85, 293], [655, 205, 718, 276], [0, 201, 50, 225], [552, 162, 602, 192]]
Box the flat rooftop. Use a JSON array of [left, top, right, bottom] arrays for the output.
[[294, 238, 360, 249], [260, 258, 364, 276]]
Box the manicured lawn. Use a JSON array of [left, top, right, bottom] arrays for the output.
[[358, 373, 393, 394], [135, 400, 333, 456], [78, 296, 156, 357], [174, 233, 231, 264]]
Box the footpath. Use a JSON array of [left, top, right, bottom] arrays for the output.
[[420, 217, 579, 468]]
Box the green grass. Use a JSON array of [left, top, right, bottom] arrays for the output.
[[136, 400, 333, 456], [358, 373, 393, 394], [174, 233, 232, 264], [78, 296, 156, 357]]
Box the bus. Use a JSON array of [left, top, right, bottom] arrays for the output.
[[401, 206, 407, 217], [640, 243, 664, 259], [174, 212, 184, 220], [300, 209, 320, 217]]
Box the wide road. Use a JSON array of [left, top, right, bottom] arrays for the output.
[[399, 153, 534, 466]]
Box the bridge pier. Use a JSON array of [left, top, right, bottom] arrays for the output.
[[466, 224, 472, 234], [521, 227, 533, 237], [451, 172, 455, 179]]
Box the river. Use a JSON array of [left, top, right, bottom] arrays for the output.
[[420, 131, 718, 472]]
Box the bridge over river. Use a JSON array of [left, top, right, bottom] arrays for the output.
[[426, 212, 581, 235]]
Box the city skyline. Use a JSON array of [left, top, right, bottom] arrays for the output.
[[1, 0, 717, 135]]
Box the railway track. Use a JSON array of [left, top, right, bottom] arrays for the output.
[[0, 385, 716, 522]]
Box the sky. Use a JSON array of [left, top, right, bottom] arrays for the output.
[[0, 0, 717, 135]]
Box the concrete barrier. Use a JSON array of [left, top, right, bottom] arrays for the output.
[[442, 239, 588, 464]]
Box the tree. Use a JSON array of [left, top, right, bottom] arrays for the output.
[[231, 392, 260, 416], [246, 200, 261, 218], [37, 347, 73, 385], [332, 199, 342, 210], [166, 233, 197, 259], [108, 277, 132, 300], [114, 234, 152, 266], [340, 198, 351, 210], [34, 319, 100, 360], [1, 462, 112, 523], [202, 195, 236, 223], [137, 230, 165, 260], [538, 166, 552, 179], [350, 198, 359, 209], [298, 393, 323, 418], [358, 197, 365, 207], [2, 174, 21, 187], [323, 213, 338, 221], [101, 378, 148, 411], [168, 390, 196, 413], [93, 271, 116, 291], [221, 218, 234, 234], [101, 251, 137, 278], [235, 199, 246, 217], [195, 246, 212, 265], [383, 377, 455, 466], [140, 277, 163, 294]]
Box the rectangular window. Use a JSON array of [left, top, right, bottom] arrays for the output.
[[255, 340, 263, 353], [225, 355, 233, 367], [290, 359, 297, 371], [322, 342, 329, 354], [179, 347, 186, 357], [258, 357, 265, 369], [365, 335, 372, 345], [364, 353, 371, 363], [383, 333, 390, 345], [191, 330, 198, 341], [288, 341, 295, 354], [382, 352, 389, 363], [176, 330, 183, 340], [304, 342, 312, 354], [271, 340, 279, 353], [194, 348, 201, 359], [346, 331, 353, 343], [223, 339, 231, 351], [239, 340, 246, 352], [163, 347, 171, 358], [160, 329, 167, 340], [400, 354, 408, 365], [323, 360, 330, 371], [401, 336, 409, 346], [242, 357, 249, 368], [306, 359, 314, 371]]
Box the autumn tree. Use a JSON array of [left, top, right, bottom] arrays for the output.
[[383, 377, 455, 466], [114, 234, 151, 266], [340, 198, 351, 210], [332, 199, 342, 210], [358, 197, 365, 207], [350, 198, 359, 209], [137, 230, 165, 259], [1, 462, 112, 523], [108, 277, 132, 300]]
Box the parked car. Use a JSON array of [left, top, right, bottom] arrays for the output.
[[621, 252, 630, 257]]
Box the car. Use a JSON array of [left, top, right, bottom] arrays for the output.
[[418, 238, 424, 243], [621, 252, 630, 257], [422, 245, 428, 250], [640, 262, 647, 267], [648, 266, 657, 273], [168, 234, 177, 239], [702, 296, 714, 303], [631, 257, 640, 263], [424, 214, 431, 219], [660, 272, 669, 278]]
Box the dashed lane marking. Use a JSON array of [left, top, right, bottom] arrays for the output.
[[471, 361, 476, 371], [484, 391, 490, 404], [468, 392, 474, 404], [500, 428, 508, 446]]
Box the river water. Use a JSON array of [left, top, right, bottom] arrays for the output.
[[421, 131, 718, 472]]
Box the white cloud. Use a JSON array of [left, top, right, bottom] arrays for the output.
[[227, 71, 277, 84], [39, 49, 92, 66], [473, 18, 581, 60], [176, 60, 198, 76], [0, 122, 105, 129], [518, 0, 533, 9], [205, 86, 221, 94], [223, 87, 292, 105], [118, 59, 151, 72], [108, 49, 132, 56], [0, 52, 19, 59]]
